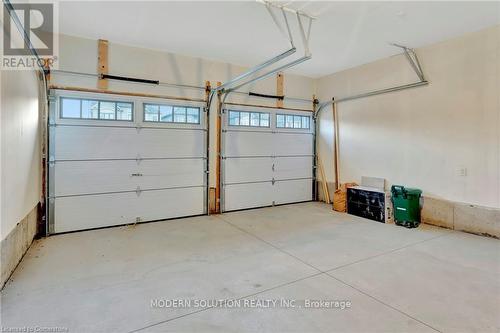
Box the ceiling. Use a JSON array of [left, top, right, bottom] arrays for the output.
[[57, 1, 500, 78]]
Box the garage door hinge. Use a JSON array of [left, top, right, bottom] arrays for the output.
[[272, 178, 276, 185], [135, 186, 142, 196]]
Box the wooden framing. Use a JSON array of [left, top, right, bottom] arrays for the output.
[[97, 39, 109, 90], [48, 85, 205, 103], [215, 82, 222, 213], [332, 99, 340, 190], [317, 155, 331, 204], [276, 72, 284, 108]]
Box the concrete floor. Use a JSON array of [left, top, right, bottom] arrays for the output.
[[1, 202, 499, 332]]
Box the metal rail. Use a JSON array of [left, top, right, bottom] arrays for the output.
[[225, 55, 311, 94], [215, 2, 313, 99], [214, 47, 297, 92], [317, 44, 429, 115], [317, 80, 428, 114]]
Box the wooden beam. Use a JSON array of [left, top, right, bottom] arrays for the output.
[[332, 100, 340, 190], [215, 82, 222, 213], [276, 72, 284, 108], [48, 85, 205, 103], [97, 39, 109, 90], [209, 187, 217, 214], [317, 155, 331, 204]]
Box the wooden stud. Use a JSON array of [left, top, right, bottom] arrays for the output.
[[215, 82, 222, 213], [332, 100, 340, 190], [209, 187, 217, 214], [317, 155, 331, 204], [276, 72, 284, 108], [97, 39, 109, 90]]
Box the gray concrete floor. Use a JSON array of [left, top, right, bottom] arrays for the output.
[[1, 202, 499, 332]]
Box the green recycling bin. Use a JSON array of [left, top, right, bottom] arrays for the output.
[[391, 185, 422, 228]]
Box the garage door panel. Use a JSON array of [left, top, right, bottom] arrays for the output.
[[224, 131, 274, 157], [273, 133, 313, 156], [54, 187, 205, 233], [54, 159, 204, 196], [274, 179, 312, 205], [274, 156, 313, 180], [223, 158, 272, 184], [54, 126, 204, 160], [223, 182, 273, 212]]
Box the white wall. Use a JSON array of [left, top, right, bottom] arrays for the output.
[[316, 25, 500, 208], [51, 34, 316, 186], [0, 69, 41, 239]]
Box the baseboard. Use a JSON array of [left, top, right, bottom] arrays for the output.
[[1, 204, 39, 289], [422, 197, 499, 239]]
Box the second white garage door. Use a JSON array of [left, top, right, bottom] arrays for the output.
[[221, 104, 314, 212], [48, 90, 207, 234]]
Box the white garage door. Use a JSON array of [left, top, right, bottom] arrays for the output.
[[221, 104, 314, 212], [48, 90, 207, 233]]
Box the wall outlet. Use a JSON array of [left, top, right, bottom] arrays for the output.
[[456, 166, 467, 177]]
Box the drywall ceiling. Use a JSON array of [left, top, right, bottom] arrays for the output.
[[57, 1, 500, 78]]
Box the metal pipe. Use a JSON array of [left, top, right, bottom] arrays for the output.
[[281, 7, 294, 47], [225, 55, 311, 94], [214, 47, 297, 92], [296, 13, 311, 56], [317, 80, 429, 115], [265, 3, 294, 48], [403, 49, 425, 82]]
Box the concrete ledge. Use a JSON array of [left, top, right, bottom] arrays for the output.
[[1, 205, 38, 289], [421, 197, 454, 229], [454, 203, 500, 239], [422, 196, 499, 239]]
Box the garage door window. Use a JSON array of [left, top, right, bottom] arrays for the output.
[[228, 110, 270, 127], [61, 97, 133, 121], [144, 103, 200, 124], [276, 114, 310, 129]]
